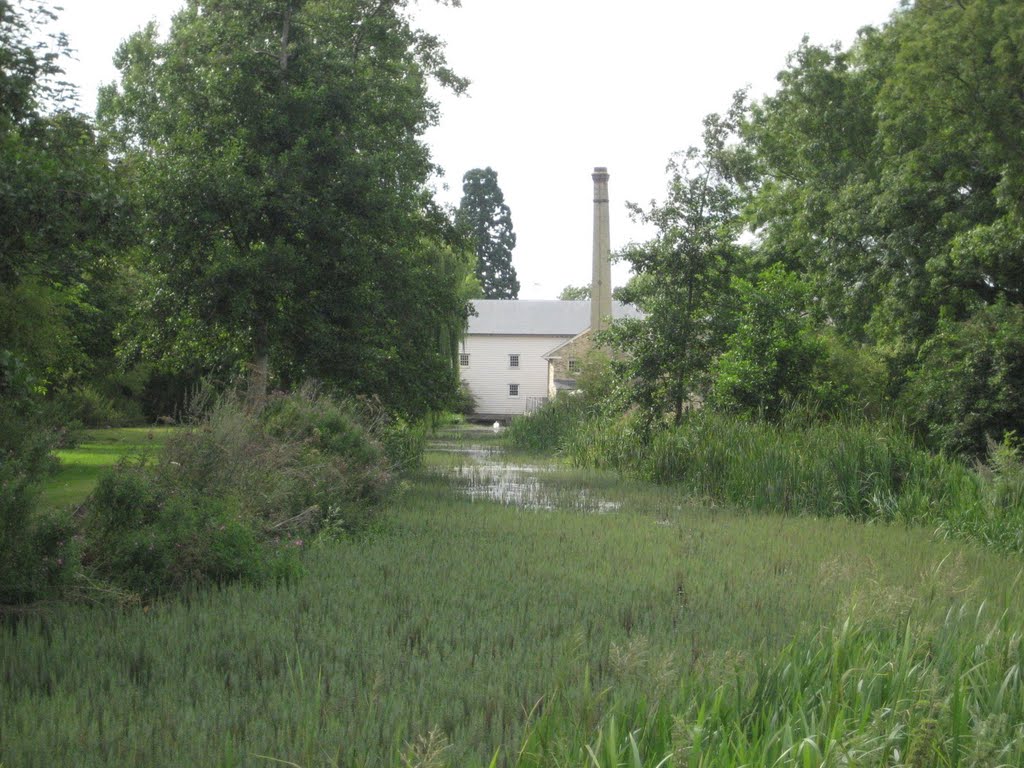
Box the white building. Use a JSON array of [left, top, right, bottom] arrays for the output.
[[459, 167, 640, 420], [459, 299, 639, 419]]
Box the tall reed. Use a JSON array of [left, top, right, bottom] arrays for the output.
[[566, 411, 1024, 553], [523, 603, 1024, 767]]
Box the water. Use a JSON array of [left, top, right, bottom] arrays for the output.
[[430, 429, 621, 513]]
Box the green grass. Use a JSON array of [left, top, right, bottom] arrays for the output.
[[565, 410, 1024, 554], [37, 428, 174, 511], [3, 433, 1023, 766]]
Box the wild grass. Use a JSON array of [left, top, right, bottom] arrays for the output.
[[566, 410, 1024, 554], [524, 601, 1024, 766], [504, 396, 593, 454], [3, 443, 1022, 766], [37, 427, 174, 512]]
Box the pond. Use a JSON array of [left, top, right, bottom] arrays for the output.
[[430, 426, 621, 513]]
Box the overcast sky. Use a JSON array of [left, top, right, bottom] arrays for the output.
[[58, 0, 901, 299]]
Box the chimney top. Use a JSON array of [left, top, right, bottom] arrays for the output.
[[591, 166, 612, 332]]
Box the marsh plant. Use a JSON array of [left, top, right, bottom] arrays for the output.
[[563, 410, 1024, 553], [4, 427, 1024, 765]]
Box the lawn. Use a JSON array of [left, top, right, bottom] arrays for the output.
[[37, 427, 175, 511], [3, 430, 1023, 766]]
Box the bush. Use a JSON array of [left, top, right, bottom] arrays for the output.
[[451, 382, 477, 417], [808, 329, 890, 417], [710, 267, 891, 420], [80, 389, 396, 598], [506, 350, 621, 453], [901, 302, 1024, 458], [82, 467, 274, 597], [711, 265, 822, 420], [57, 383, 147, 427], [0, 351, 61, 606]]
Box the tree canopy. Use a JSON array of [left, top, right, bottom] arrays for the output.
[[610, 94, 750, 423], [457, 167, 519, 299], [558, 285, 590, 301], [601, 0, 1024, 455], [98, 0, 471, 415]]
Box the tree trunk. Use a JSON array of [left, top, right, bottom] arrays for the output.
[[244, 1, 291, 413], [247, 320, 270, 412]]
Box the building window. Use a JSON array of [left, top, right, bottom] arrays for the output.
[[567, 358, 579, 373], [509, 384, 519, 397], [459, 353, 470, 367], [509, 354, 520, 368]]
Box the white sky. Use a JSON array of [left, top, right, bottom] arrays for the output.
[[58, 0, 901, 299]]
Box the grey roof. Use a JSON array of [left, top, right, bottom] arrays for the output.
[[467, 299, 642, 336]]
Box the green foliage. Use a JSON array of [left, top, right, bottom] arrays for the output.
[[82, 467, 279, 598], [381, 417, 429, 473], [452, 381, 478, 417], [901, 302, 1024, 458], [0, 0, 70, 128], [567, 410, 1024, 553], [809, 328, 890, 417], [505, 351, 625, 454], [1, 2, 130, 413], [4, 433, 1024, 765], [610, 93, 750, 422], [710, 267, 889, 419], [505, 394, 594, 454], [38, 427, 174, 513], [558, 284, 590, 300], [99, 0, 471, 412], [532, 607, 1024, 767], [0, 350, 60, 605], [745, 0, 1024, 352], [711, 265, 821, 419], [458, 167, 519, 299], [80, 389, 395, 598], [262, 389, 388, 472]]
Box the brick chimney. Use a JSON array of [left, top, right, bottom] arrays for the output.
[[590, 167, 612, 332]]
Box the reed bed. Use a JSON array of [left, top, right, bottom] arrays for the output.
[[523, 602, 1024, 766], [3, 449, 1022, 766], [505, 396, 594, 454], [565, 411, 1024, 553]]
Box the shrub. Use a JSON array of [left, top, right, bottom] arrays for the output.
[[451, 382, 477, 416], [262, 388, 387, 468], [901, 302, 1024, 458], [0, 351, 61, 606], [82, 468, 275, 597], [381, 417, 428, 472], [79, 389, 395, 598], [57, 383, 147, 428], [809, 329, 890, 417], [506, 350, 622, 454], [711, 265, 822, 420]]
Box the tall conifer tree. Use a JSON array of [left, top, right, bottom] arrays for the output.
[[458, 167, 519, 299]]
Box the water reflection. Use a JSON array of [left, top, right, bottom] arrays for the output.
[[431, 435, 621, 513]]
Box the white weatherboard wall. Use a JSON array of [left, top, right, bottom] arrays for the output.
[[460, 334, 571, 417]]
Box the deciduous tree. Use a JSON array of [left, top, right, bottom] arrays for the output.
[[558, 284, 589, 300], [610, 94, 750, 423], [99, 0, 470, 414]]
